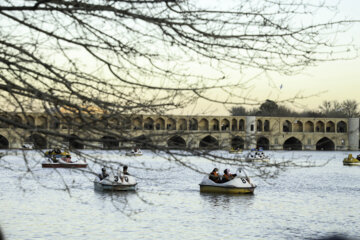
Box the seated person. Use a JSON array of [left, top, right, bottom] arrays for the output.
[[98, 167, 109, 180], [209, 168, 220, 183], [123, 165, 130, 175], [357, 154, 360, 160], [222, 169, 237, 183]]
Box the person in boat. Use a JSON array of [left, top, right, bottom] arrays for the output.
[[357, 154, 360, 160], [222, 169, 237, 183], [209, 168, 220, 183], [98, 167, 109, 180], [63, 154, 72, 163], [54, 148, 61, 154], [123, 165, 130, 175]]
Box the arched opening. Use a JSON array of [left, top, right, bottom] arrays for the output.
[[68, 134, 84, 149], [231, 119, 237, 131], [239, 119, 245, 131], [0, 115, 9, 128], [304, 121, 314, 132], [231, 136, 244, 150], [283, 137, 302, 150], [155, 118, 165, 130], [167, 136, 186, 149], [189, 118, 198, 130], [13, 115, 23, 127], [337, 121, 347, 133], [257, 137, 270, 150], [221, 119, 230, 131], [326, 121, 335, 132], [167, 118, 176, 130], [210, 119, 219, 131], [26, 134, 47, 149], [282, 120, 292, 132], [101, 136, 119, 149], [264, 120, 270, 132], [293, 121, 303, 132], [49, 117, 60, 129], [199, 135, 219, 149], [316, 137, 335, 150], [144, 117, 154, 130], [25, 116, 35, 128], [0, 135, 9, 149], [199, 118, 209, 131], [133, 117, 142, 130], [36, 116, 48, 129], [179, 119, 187, 130], [133, 135, 152, 149], [315, 121, 325, 132], [257, 120, 263, 132]]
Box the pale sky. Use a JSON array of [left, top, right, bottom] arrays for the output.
[[177, 0, 360, 116]]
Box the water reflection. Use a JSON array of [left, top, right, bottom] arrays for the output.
[[200, 192, 255, 209]]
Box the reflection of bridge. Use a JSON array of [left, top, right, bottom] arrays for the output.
[[0, 113, 358, 150]]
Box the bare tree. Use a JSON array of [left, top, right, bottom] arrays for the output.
[[341, 100, 358, 118], [0, 0, 359, 183]]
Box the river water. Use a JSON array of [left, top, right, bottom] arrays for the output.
[[0, 150, 359, 240]]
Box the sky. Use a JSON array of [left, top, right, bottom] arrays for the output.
[[177, 0, 360, 116]]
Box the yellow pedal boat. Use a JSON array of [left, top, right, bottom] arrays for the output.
[[343, 154, 360, 166]]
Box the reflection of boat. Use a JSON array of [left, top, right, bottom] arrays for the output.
[[343, 154, 360, 166], [42, 159, 88, 168], [125, 149, 143, 156], [0, 152, 5, 158], [94, 175, 137, 191], [199, 169, 256, 194], [242, 150, 269, 162]]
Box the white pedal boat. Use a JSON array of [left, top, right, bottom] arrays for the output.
[[125, 150, 143, 156], [41, 159, 88, 168], [242, 151, 270, 162], [199, 169, 256, 194], [94, 174, 137, 191]]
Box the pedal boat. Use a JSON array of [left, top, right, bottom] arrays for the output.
[[229, 148, 243, 154], [199, 176, 256, 194], [242, 151, 270, 162], [125, 151, 143, 156], [94, 174, 137, 191], [42, 156, 87, 168], [343, 154, 360, 166]]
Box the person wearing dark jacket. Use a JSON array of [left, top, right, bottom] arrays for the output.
[[222, 169, 237, 183], [209, 168, 220, 183]]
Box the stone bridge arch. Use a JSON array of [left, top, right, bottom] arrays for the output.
[[257, 137, 269, 150], [68, 134, 84, 149], [199, 135, 219, 149], [231, 136, 244, 150], [26, 134, 47, 149], [316, 137, 335, 150], [283, 137, 302, 150], [0, 135, 9, 149], [167, 136, 186, 149], [101, 136, 119, 149]]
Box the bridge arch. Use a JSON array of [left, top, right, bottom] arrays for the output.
[[293, 121, 303, 132], [26, 134, 47, 149], [144, 117, 154, 130], [0, 135, 9, 149], [189, 118, 198, 130], [210, 119, 218, 131], [257, 137, 270, 150], [283, 120, 292, 132], [264, 120, 270, 132], [239, 119, 245, 131], [199, 135, 219, 149], [178, 118, 187, 130], [326, 121, 335, 132], [304, 121, 314, 132], [133, 135, 152, 149], [316, 137, 334, 150], [257, 120, 263, 132], [68, 134, 84, 149], [221, 119, 230, 131], [101, 136, 119, 149], [231, 136, 244, 150], [199, 118, 209, 131], [167, 136, 186, 149], [167, 118, 176, 130], [132, 117, 142, 130], [337, 121, 347, 133], [231, 119, 237, 131], [155, 118, 165, 130], [316, 121, 325, 132], [283, 137, 302, 150]]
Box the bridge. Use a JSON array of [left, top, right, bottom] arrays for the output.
[[0, 112, 358, 151]]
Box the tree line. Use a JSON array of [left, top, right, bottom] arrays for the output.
[[230, 99, 359, 118]]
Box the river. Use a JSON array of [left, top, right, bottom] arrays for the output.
[[0, 150, 359, 240]]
